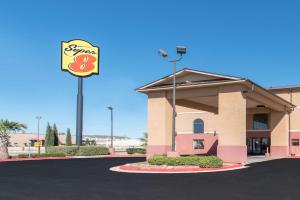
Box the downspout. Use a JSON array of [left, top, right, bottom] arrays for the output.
[[288, 88, 292, 156]]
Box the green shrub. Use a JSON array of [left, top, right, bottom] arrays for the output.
[[46, 146, 79, 156], [148, 155, 223, 168], [17, 152, 66, 158], [77, 146, 109, 156], [45, 145, 109, 156], [126, 148, 146, 154]]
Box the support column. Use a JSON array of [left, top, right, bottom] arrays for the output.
[[270, 111, 289, 157], [146, 92, 173, 158], [217, 86, 247, 163]]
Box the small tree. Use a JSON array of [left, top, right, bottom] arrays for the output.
[[139, 132, 148, 147], [0, 120, 27, 158], [85, 138, 90, 146], [90, 140, 96, 146], [44, 123, 52, 149], [48, 125, 54, 146], [53, 124, 59, 146], [66, 128, 72, 146]]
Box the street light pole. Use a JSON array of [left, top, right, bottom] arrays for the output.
[[107, 107, 113, 148], [36, 116, 42, 154], [158, 46, 186, 152], [171, 61, 177, 152]]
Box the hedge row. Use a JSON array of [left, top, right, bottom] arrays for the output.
[[46, 146, 110, 156], [148, 155, 223, 168], [77, 146, 110, 156], [17, 152, 66, 158], [126, 148, 146, 154], [47, 146, 79, 155]]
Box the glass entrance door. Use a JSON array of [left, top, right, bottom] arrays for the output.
[[247, 137, 270, 155]]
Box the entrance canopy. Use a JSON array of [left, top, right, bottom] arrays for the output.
[[137, 68, 295, 112]]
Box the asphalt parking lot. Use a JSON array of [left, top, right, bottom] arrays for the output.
[[0, 157, 299, 200]]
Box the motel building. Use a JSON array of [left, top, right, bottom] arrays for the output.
[[137, 68, 300, 163]]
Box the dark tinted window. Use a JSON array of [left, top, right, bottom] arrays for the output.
[[292, 139, 299, 146], [253, 114, 268, 130], [193, 119, 204, 133]]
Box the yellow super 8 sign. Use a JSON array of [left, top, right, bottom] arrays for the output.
[[61, 39, 99, 77], [34, 141, 42, 147]]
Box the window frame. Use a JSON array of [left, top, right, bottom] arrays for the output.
[[253, 114, 269, 130], [193, 139, 204, 150], [193, 119, 204, 134], [291, 139, 299, 146]]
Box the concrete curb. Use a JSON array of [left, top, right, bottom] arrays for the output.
[[0, 154, 146, 163], [110, 163, 247, 174]]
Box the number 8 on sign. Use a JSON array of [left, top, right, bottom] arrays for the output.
[[69, 54, 96, 73]]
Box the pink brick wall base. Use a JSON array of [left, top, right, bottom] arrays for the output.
[[176, 134, 218, 155], [271, 146, 289, 157], [147, 145, 172, 158], [217, 145, 247, 163], [290, 132, 300, 155]]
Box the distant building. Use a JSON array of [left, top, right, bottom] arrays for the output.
[[83, 135, 143, 151], [9, 133, 76, 147], [9, 133, 143, 150]]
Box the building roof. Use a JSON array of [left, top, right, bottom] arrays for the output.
[[268, 85, 300, 91], [136, 68, 243, 91], [136, 68, 295, 109]]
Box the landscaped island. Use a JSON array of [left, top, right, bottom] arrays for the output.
[[109, 155, 246, 174], [122, 155, 224, 170]]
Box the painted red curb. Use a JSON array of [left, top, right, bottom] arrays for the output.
[[118, 163, 244, 172], [289, 156, 300, 159], [0, 156, 72, 162], [0, 154, 146, 163], [96, 154, 146, 158]]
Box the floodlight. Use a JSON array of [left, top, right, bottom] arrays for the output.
[[107, 106, 113, 110], [158, 49, 168, 58], [176, 46, 186, 56]]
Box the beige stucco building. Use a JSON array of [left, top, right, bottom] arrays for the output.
[[137, 68, 300, 163]]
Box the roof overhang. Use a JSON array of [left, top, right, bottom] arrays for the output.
[[136, 68, 242, 91], [136, 68, 295, 111]]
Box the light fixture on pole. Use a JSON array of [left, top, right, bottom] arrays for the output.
[[35, 116, 42, 154], [158, 46, 186, 152], [107, 106, 113, 148]]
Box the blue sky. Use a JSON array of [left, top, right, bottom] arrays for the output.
[[1, 0, 300, 138]]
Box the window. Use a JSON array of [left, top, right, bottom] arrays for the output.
[[193, 139, 204, 149], [193, 119, 204, 133], [253, 114, 268, 130], [292, 139, 299, 146]]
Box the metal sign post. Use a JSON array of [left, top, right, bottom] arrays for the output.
[[76, 77, 83, 145]]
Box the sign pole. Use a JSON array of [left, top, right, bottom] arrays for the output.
[[61, 39, 99, 146], [76, 77, 83, 145]]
